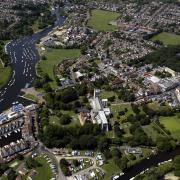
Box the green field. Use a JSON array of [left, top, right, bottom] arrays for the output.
[[0, 63, 11, 89], [101, 91, 117, 99], [151, 32, 180, 45], [143, 123, 165, 142], [23, 93, 38, 102], [148, 101, 171, 112], [38, 48, 80, 88], [87, 9, 120, 31], [110, 103, 134, 122], [103, 159, 121, 180], [34, 156, 52, 180], [49, 111, 80, 128], [160, 115, 180, 140]]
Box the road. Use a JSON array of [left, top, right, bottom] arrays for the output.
[[37, 143, 67, 180]]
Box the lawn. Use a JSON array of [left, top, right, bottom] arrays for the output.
[[148, 101, 171, 112], [0, 176, 8, 180], [23, 93, 38, 102], [0, 63, 11, 89], [38, 48, 80, 88], [101, 91, 117, 99], [49, 111, 80, 128], [34, 156, 52, 180], [143, 123, 165, 142], [160, 115, 180, 140], [121, 122, 132, 138], [49, 115, 60, 126], [103, 159, 121, 180], [151, 32, 180, 45], [87, 9, 120, 31], [31, 20, 40, 32], [110, 103, 134, 122], [9, 160, 21, 169]]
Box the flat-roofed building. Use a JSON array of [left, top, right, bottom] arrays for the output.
[[90, 89, 110, 131]]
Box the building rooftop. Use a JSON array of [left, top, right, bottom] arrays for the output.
[[98, 111, 108, 125]]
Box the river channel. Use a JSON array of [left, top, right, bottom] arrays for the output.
[[0, 6, 65, 113]]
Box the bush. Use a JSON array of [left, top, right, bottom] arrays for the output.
[[60, 114, 71, 125]]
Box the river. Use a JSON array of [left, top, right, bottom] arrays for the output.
[[0, 4, 180, 180], [0, 6, 65, 113], [119, 147, 180, 179]]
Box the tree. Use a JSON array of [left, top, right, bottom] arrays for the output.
[[34, 78, 43, 88], [43, 73, 51, 83], [41, 55, 47, 60], [7, 169, 17, 180], [0, 164, 8, 176], [16, 154, 24, 160], [156, 137, 173, 152], [111, 148, 122, 158], [43, 83, 52, 92], [79, 135, 97, 150], [60, 159, 70, 176], [108, 96, 115, 102], [98, 137, 110, 152], [117, 156, 128, 170], [25, 157, 41, 169], [131, 104, 140, 114], [174, 155, 180, 177], [80, 44, 87, 55], [114, 122, 123, 137], [61, 87, 78, 103], [73, 160, 80, 167], [60, 114, 71, 125]]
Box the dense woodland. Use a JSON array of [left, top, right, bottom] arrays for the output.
[[0, 41, 10, 66], [131, 45, 180, 72], [0, 3, 55, 40]]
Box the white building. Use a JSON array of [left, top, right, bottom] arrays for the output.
[[90, 89, 110, 131]]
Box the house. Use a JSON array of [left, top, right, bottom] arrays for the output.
[[27, 169, 38, 180], [78, 108, 91, 126], [4, 168, 12, 176], [164, 67, 178, 77], [125, 147, 142, 155]]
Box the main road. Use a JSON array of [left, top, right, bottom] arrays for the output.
[[0, 6, 65, 113]]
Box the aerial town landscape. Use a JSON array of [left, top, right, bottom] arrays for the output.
[[0, 0, 180, 180]]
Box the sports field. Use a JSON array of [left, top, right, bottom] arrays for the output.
[[87, 9, 120, 31], [38, 48, 80, 88], [151, 32, 180, 45], [160, 115, 180, 140]]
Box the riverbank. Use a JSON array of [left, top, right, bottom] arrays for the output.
[[0, 61, 12, 90], [0, 41, 12, 90]]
